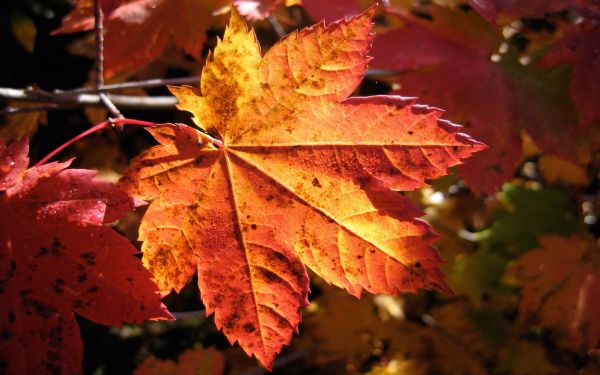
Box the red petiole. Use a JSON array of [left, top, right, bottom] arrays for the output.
[[34, 118, 223, 167]]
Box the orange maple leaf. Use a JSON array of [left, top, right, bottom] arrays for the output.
[[54, 0, 215, 76], [120, 8, 485, 368], [512, 235, 600, 354]]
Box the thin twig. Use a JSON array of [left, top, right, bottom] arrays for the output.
[[0, 68, 402, 115], [94, 0, 104, 88], [268, 15, 286, 38], [62, 76, 201, 94], [93, 0, 123, 118], [62, 68, 398, 95], [0, 87, 177, 111], [99, 92, 123, 116], [1, 104, 59, 115]]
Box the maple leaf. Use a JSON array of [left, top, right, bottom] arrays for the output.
[[0, 138, 172, 374], [301, 0, 372, 21], [467, 0, 591, 22], [120, 8, 484, 368], [370, 4, 591, 192], [540, 24, 600, 128], [54, 0, 215, 76], [0, 102, 47, 143], [134, 347, 225, 375], [476, 183, 577, 254], [511, 235, 600, 353], [233, 0, 376, 21]]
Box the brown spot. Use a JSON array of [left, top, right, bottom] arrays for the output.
[[224, 312, 241, 329], [243, 323, 256, 333], [311, 177, 322, 188], [251, 224, 257, 230], [80, 252, 96, 266], [86, 286, 99, 293], [53, 279, 64, 294], [0, 329, 13, 341]]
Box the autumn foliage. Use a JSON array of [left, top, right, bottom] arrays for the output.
[[1, 0, 600, 374]]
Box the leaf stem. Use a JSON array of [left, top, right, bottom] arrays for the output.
[[34, 118, 155, 167], [34, 118, 223, 166]]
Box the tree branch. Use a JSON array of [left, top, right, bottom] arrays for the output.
[[0, 68, 402, 115], [94, 0, 123, 118], [0, 87, 177, 114], [63, 76, 201, 94]]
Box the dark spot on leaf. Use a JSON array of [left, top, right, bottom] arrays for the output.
[[0, 329, 13, 341], [243, 323, 256, 333], [80, 252, 96, 266], [36, 247, 49, 257], [311, 177, 322, 188], [224, 312, 241, 329], [251, 224, 257, 230], [53, 279, 64, 294]]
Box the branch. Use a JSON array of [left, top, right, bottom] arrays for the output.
[[94, 0, 123, 118], [62, 76, 200, 94], [0, 87, 177, 113], [0, 69, 402, 115], [94, 0, 104, 87], [268, 15, 286, 38]]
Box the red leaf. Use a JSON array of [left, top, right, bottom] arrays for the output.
[[540, 25, 600, 128], [0, 139, 172, 374], [134, 347, 225, 375], [468, 0, 591, 22], [370, 5, 590, 192], [512, 235, 600, 353], [233, 0, 374, 21], [370, 6, 517, 192], [302, 0, 367, 22], [55, 0, 215, 76]]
